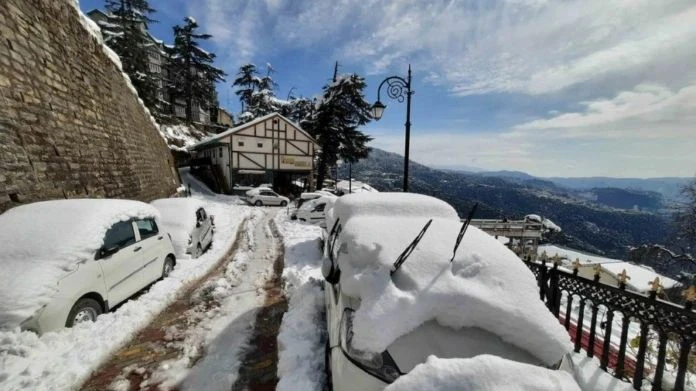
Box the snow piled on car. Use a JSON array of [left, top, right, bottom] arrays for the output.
[[384, 355, 580, 391], [325, 193, 571, 365], [151, 198, 206, 257], [0, 199, 251, 391], [0, 199, 159, 328]]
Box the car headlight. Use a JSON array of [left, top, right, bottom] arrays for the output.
[[340, 309, 402, 383]]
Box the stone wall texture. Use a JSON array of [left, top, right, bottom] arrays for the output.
[[0, 0, 179, 213]]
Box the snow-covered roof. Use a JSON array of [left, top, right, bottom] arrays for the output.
[[539, 244, 623, 265], [384, 355, 580, 391], [325, 193, 571, 365], [601, 262, 680, 291], [151, 198, 205, 256], [0, 199, 159, 327], [188, 113, 317, 150]]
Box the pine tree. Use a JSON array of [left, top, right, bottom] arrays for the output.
[[102, 0, 161, 115], [232, 63, 283, 121], [303, 73, 373, 188], [168, 17, 226, 124]]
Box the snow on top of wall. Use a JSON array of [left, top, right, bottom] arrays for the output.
[[325, 193, 571, 365], [602, 262, 680, 291], [384, 355, 581, 391], [539, 244, 623, 265], [70, 1, 162, 138], [160, 124, 213, 151], [0, 199, 158, 327], [150, 198, 205, 257]]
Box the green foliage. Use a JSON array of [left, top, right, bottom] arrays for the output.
[[303, 74, 373, 187], [102, 0, 161, 114], [168, 17, 226, 123]]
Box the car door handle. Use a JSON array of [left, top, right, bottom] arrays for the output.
[[134, 246, 142, 252], [157, 236, 163, 240]]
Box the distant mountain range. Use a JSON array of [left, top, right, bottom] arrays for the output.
[[340, 149, 681, 259]]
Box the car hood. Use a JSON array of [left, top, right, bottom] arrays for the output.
[[387, 320, 545, 373]]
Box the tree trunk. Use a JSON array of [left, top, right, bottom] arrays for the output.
[[316, 152, 329, 191]]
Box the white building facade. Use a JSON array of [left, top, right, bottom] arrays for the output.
[[190, 113, 317, 193]]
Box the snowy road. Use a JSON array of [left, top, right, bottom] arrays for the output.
[[80, 209, 284, 391]]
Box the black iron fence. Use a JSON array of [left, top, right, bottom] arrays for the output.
[[525, 260, 696, 391]]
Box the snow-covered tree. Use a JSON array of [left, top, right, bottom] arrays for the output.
[[303, 73, 373, 187], [102, 0, 161, 114], [232, 63, 287, 122], [168, 17, 226, 124]]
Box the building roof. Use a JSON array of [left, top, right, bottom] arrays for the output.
[[188, 112, 318, 150]]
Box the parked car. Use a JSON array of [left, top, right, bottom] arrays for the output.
[[245, 187, 289, 207], [0, 199, 176, 335], [151, 198, 214, 258], [295, 196, 337, 226], [321, 193, 573, 390]]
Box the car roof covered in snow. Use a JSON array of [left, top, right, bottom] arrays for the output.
[[325, 193, 571, 365], [0, 199, 159, 327]]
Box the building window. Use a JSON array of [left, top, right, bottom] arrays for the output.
[[219, 147, 222, 157], [257, 142, 263, 148], [238, 141, 244, 147]]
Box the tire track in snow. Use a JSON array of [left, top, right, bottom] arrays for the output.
[[80, 208, 280, 391]]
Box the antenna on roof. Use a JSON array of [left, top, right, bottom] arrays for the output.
[[450, 203, 478, 263], [391, 219, 433, 276]]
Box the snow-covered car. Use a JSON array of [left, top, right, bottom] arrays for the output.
[[151, 198, 214, 258], [0, 199, 177, 335], [295, 196, 337, 225], [295, 190, 336, 209], [321, 193, 575, 390], [245, 187, 289, 207]]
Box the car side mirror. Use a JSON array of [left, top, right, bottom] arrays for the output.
[[97, 245, 119, 259], [322, 257, 340, 285]]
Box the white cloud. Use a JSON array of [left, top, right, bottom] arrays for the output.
[[512, 82, 696, 139]]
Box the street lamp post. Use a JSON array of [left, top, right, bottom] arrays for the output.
[[371, 65, 413, 192]]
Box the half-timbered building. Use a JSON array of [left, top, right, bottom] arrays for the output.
[[189, 113, 318, 194]]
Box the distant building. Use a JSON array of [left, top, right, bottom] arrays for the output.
[[215, 107, 234, 127], [86, 9, 212, 124], [189, 113, 317, 194]]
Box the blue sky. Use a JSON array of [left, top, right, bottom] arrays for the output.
[[79, 0, 696, 178]]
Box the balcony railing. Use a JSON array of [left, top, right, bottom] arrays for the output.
[[524, 259, 696, 391]]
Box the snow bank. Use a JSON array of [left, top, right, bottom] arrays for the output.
[[275, 214, 326, 391], [602, 262, 680, 291], [569, 353, 635, 391], [151, 198, 206, 257], [539, 244, 622, 265], [0, 199, 251, 391], [0, 199, 158, 328], [385, 355, 580, 391], [326, 193, 571, 365]]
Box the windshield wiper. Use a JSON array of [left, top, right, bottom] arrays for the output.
[[391, 219, 433, 276], [450, 203, 478, 263]]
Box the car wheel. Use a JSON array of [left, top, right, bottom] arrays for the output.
[[325, 340, 333, 391], [280, 200, 288, 207], [162, 256, 175, 278], [254, 200, 263, 206], [65, 298, 103, 327]]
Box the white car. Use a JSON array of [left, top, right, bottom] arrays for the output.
[[245, 187, 290, 207], [0, 199, 177, 335], [295, 196, 337, 225], [321, 193, 573, 390], [151, 198, 214, 258]]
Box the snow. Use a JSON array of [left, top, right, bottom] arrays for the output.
[[145, 209, 270, 391], [151, 198, 206, 257], [185, 16, 196, 24], [274, 213, 326, 391], [385, 355, 581, 391], [602, 262, 680, 291], [70, 1, 162, 139], [543, 218, 562, 232], [160, 124, 213, 150], [569, 353, 636, 391], [335, 179, 378, 193], [0, 199, 159, 328], [0, 196, 252, 390], [538, 245, 680, 291], [326, 193, 571, 365]]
